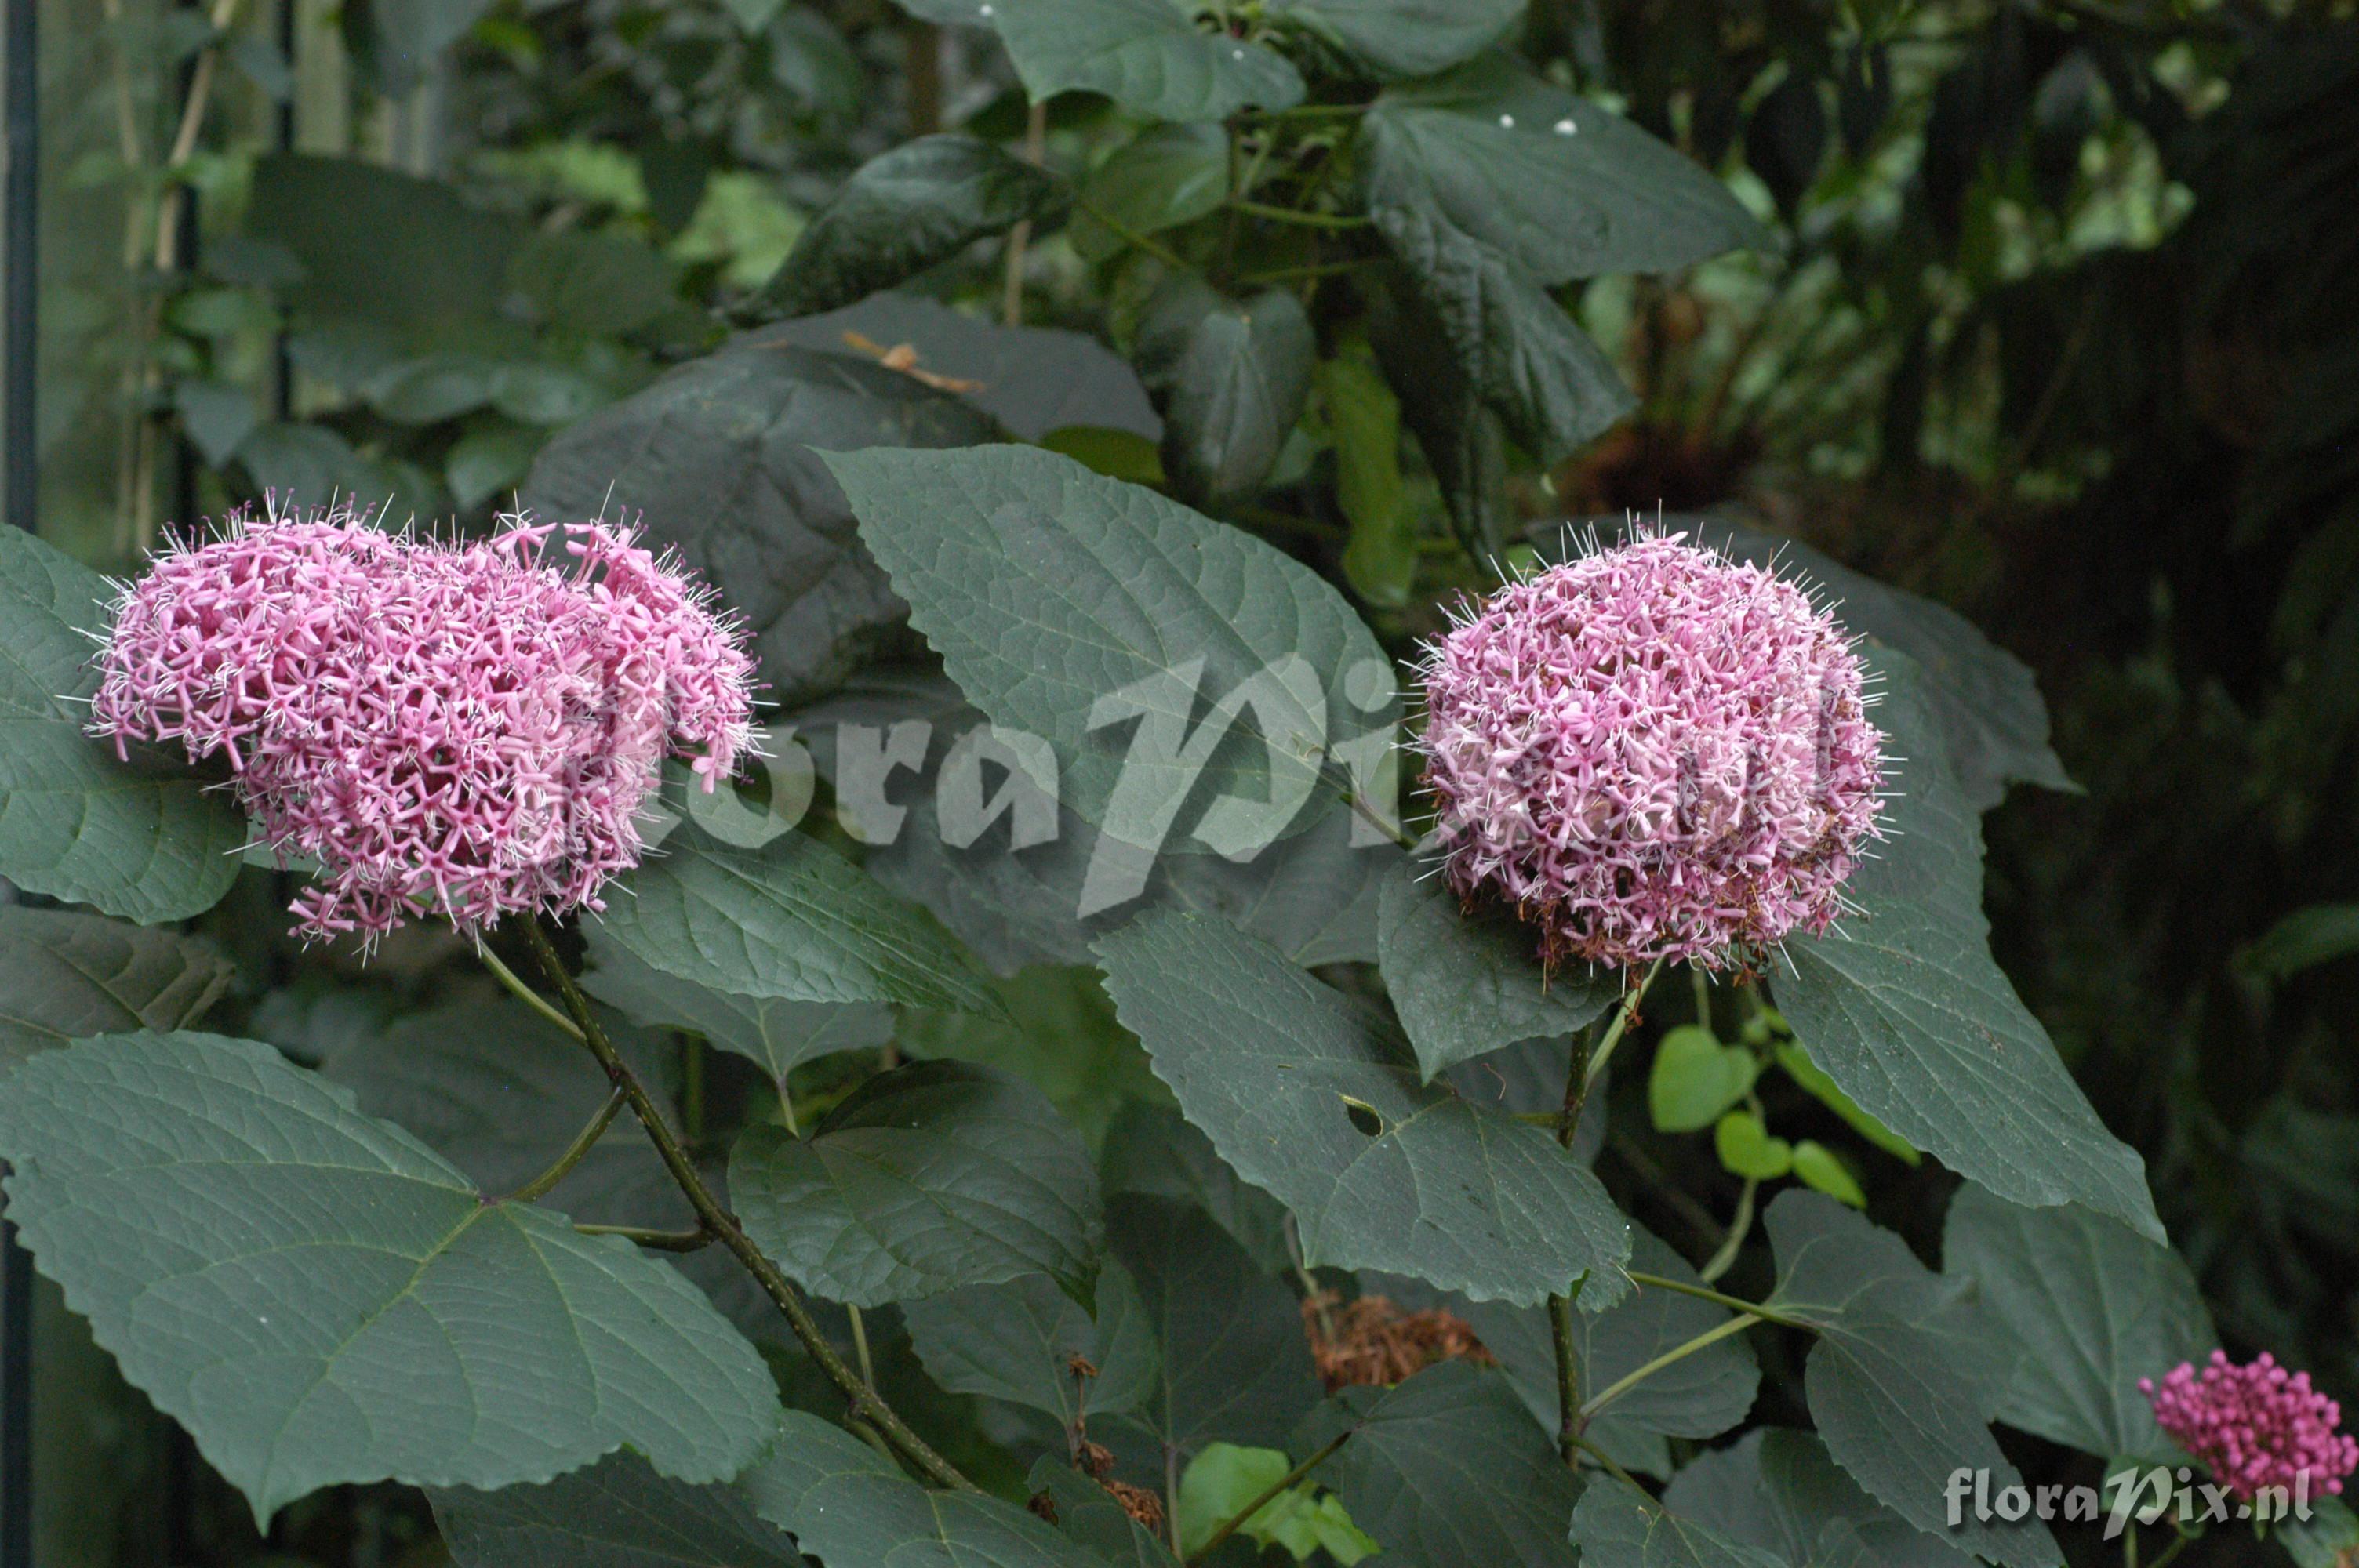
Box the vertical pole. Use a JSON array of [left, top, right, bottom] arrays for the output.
[[0, 0, 37, 1559]]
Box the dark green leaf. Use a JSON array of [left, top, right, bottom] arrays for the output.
[[1361, 60, 1770, 285], [1770, 1043, 1917, 1164], [897, 964, 1169, 1151], [743, 1411, 1103, 1566], [1267, 0, 1525, 79], [903, 1263, 1159, 1425], [820, 445, 1397, 853], [1073, 123, 1229, 264], [1319, 348, 1417, 608], [759, 136, 1067, 318], [1772, 652, 2161, 1240], [237, 422, 443, 528], [2237, 902, 2359, 985], [1028, 1457, 1187, 1566], [1763, 1192, 2054, 1568], [752, 292, 1161, 441], [2283, 1497, 2359, 1568], [1663, 1428, 1977, 1568], [1365, 269, 1511, 555], [511, 229, 680, 338], [0, 907, 230, 1066], [445, 419, 543, 510], [1299, 1359, 1581, 1568], [1096, 909, 1631, 1307], [173, 379, 260, 466], [1137, 281, 1316, 506], [1109, 1192, 1322, 1456], [582, 924, 892, 1088], [1372, 202, 1634, 465], [0, 1030, 780, 1526], [521, 339, 996, 710], [1376, 851, 1619, 1080], [249, 154, 515, 333], [1941, 1185, 2212, 1462], [731, 1060, 1102, 1308], [1101, 1105, 1296, 1277], [993, 0, 1304, 122], [0, 524, 245, 923], [431, 1454, 802, 1568], [598, 827, 1006, 1019], [1572, 1476, 1784, 1568], [1747, 74, 1829, 217]]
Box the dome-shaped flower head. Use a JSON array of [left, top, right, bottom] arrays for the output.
[[1413, 532, 1885, 972], [91, 499, 758, 945], [2143, 1352, 2359, 1502]]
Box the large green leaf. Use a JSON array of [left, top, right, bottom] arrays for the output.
[[581, 924, 892, 1090], [744, 1411, 1103, 1567], [521, 339, 995, 709], [1136, 281, 1316, 506], [897, 964, 1170, 1151], [1762, 1192, 2055, 1568], [1572, 1477, 1784, 1568], [992, 0, 1304, 122], [431, 1454, 801, 1568], [0, 907, 229, 1065], [800, 670, 1398, 976], [731, 1060, 1101, 1308], [1101, 1105, 1295, 1277], [317, 996, 689, 1229], [1108, 1193, 1322, 1457], [820, 445, 1397, 855], [1072, 123, 1229, 265], [248, 154, 514, 336], [0, 1030, 779, 1526], [1372, 202, 1636, 464], [754, 292, 1161, 440], [1097, 909, 1631, 1306], [1376, 851, 1619, 1080], [1365, 267, 1511, 554], [598, 827, 1005, 1019], [1299, 1359, 1581, 1568], [1267, 0, 1525, 79], [2284, 1497, 2359, 1568], [758, 136, 1068, 318], [1663, 1428, 1979, 1568], [0, 526, 245, 923], [902, 1263, 1159, 1425], [1941, 1185, 2212, 1463], [1771, 652, 2161, 1241], [1361, 60, 1770, 285]]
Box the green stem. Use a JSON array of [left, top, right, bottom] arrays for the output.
[[1697, 1177, 1757, 1284], [1187, 1430, 1350, 1563], [1692, 962, 1711, 1029], [573, 1221, 714, 1252], [478, 938, 586, 1042], [1624, 1270, 1815, 1332], [1568, 1434, 1642, 1490], [849, 1303, 877, 1389], [1584, 959, 1663, 1091], [1581, 1314, 1756, 1421], [511, 917, 976, 1492], [510, 1086, 626, 1203], [1073, 194, 1190, 270], [1225, 198, 1371, 230], [1548, 1029, 1594, 1465]]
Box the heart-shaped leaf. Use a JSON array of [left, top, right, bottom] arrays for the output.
[[0, 907, 230, 1065]]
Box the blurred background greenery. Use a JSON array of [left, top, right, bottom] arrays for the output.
[[6, 0, 2357, 1562]]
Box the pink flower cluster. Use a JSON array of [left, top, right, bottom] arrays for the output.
[[90, 500, 757, 943], [1414, 533, 1885, 971], [2143, 1352, 2358, 1502]]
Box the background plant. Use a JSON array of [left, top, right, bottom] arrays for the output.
[[5, 2, 2357, 1566]]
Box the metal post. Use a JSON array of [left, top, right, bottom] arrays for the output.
[[0, 0, 36, 1558]]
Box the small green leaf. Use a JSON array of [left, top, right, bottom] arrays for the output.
[[1098, 910, 1632, 1308], [598, 826, 1007, 1020], [1177, 1443, 1376, 1563], [1137, 280, 1316, 506], [731, 1060, 1102, 1308], [902, 1263, 1159, 1426], [0, 1031, 780, 1526], [1299, 1359, 1580, 1566], [992, 0, 1304, 122], [1376, 852, 1619, 1082], [1790, 1142, 1866, 1208], [758, 135, 1067, 318], [173, 378, 260, 465], [743, 1411, 1102, 1567], [0, 524, 245, 924], [1941, 1185, 2213, 1463], [0, 908, 230, 1067], [1648, 1025, 1757, 1134], [1714, 1111, 1793, 1180], [1318, 348, 1418, 607], [1038, 426, 1167, 485], [1772, 1043, 1918, 1163], [1072, 123, 1227, 264]]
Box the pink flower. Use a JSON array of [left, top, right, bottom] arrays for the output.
[[2143, 1352, 2359, 1502], [90, 499, 758, 944], [1412, 532, 1885, 972]]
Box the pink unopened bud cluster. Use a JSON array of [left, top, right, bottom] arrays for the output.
[[89, 501, 757, 943], [2142, 1352, 2358, 1502], [1414, 534, 1885, 971]]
